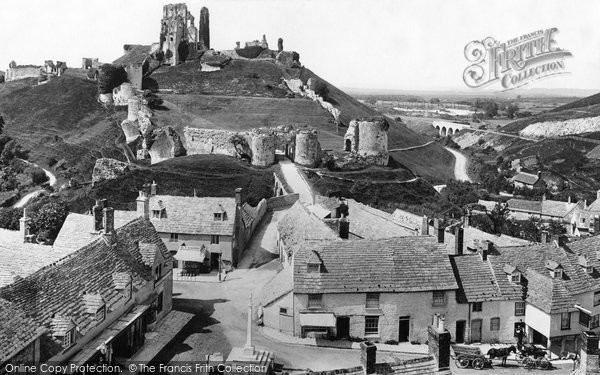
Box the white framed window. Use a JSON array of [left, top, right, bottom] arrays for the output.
[[63, 329, 74, 348], [591, 314, 600, 329], [211, 235, 220, 244], [308, 294, 322, 309], [169, 233, 178, 242], [307, 263, 320, 273], [365, 316, 379, 336], [214, 213, 222, 221], [561, 312, 571, 330], [366, 293, 380, 308], [152, 210, 161, 218], [511, 273, 521, 283], [490, 317, 500, 331], [515, 301, 525, 316], [433, 291, 446, 306], [472, 302, 483, 312]]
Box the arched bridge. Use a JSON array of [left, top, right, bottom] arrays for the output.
[[432, 121, 471, 136]]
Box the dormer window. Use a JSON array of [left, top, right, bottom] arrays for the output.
[[511, 272, 521, 283], [306, 250, 322, 273], [307, 263, 321, 273], [214, 213, 222, 221], [96, 306, 106, 322], [552, 269, 563, 279], [545, 260, 563, 279], [152, 210, 161, 218], [63, 329, 74, 348], [124, 283, 132, 301]]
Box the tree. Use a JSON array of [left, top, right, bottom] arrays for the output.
[[506, 104, 519, 119], [312, 78, 329, 100], [29, 201, 69, 241], [0, 139, 28, 164], [486, 203, 510, 233], [0, 207, 22, 230], [97, 64, 128, 94], [484, 101, 499, 118]]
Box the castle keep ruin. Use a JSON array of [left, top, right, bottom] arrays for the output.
[[159, 3, 197, 66], [343, 117, 390, 166], [198, 6, 210, 50]]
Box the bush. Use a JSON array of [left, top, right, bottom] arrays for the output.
[[313, 79, 329, 100], [97, 64, 128, 94], [29, 200, 69, 241], [30, 167, 48, 185], [0, 207, 22, 230]]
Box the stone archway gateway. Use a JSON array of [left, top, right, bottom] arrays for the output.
[[432, 121, 471, 136]]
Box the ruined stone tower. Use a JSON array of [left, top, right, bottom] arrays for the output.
[[159, 3, 196, 66], [199, 7, 210, 50], [250, 134, 275, 167], [344, 117, 389, 166], [294, 130, 321, 167]]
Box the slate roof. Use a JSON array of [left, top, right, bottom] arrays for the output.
[[0, 299, 45, 364], [293, 237, 458, 294], [524, 270, 576, 314], [0, 229, 76, 288], [345, 199, 415, 238], [507, 198, 542, 213], [149, 195, 237, 236], [258, 268, 293, 307], [277, 201, 338, 257], [512, 172, 540, 185], [444, 226, 531, 254], [54, 211, 140, 251], [451, 255, 505, 303], [0, 218, 169, 361]]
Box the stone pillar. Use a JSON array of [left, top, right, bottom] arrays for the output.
[[199, 7, 210, 50], [277, 38, 283, 52], [136, 191, 149, 220], [579, 331, 599, 374], [428, 319, 451, 372], [243, 293, 255, 356], [360, 341, 376, 374]]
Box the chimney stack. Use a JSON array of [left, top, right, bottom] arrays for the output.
[[464, 212, 470, 228], [568, 196, 571, 204], [556, 235, 567, 247], [595, 215, 600, 235], [480, 240, 492, 261], [339, 215, 350, 239], [434, 218, 444, 243], [360, 342, 377, 374], [103, 207, 115, 234], [454, 227, 464, 255], [93, 200, 103, 231], [579, 331, 600, 374], [151, 181, 157, 196], [136, 191, 149, 220], [19, 208, 31, 243], [421, 215, 429, 235], [235, 188, 243, 206], [537, 170, 542, 179]]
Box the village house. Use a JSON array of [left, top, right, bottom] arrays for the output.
[[569, 190, 600, 236], [0, 215, 173, 368], [511, 170, 546, 190], [55, 183, 266, 269], [506, 195, 581, 222], [261, 236, 459, 344]]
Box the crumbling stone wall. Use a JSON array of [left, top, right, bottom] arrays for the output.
[[294, 130, 321, 167], [127, 97, 141, 121], [184, 127, 240, 157], [276, 51, 300, 68], [283, 78, 340, 125], [126, 64, 143, 90], [357, 117, 389, 156], [92, 158, 129, 185], [159, 3, 196, 66], [344, 121, 359, 152], [113, 82, 136, 106], [148, 126, 186, 164], [251, 133, 276, 167], [82, 58, 100, 69], [5, 65, 41, 82]]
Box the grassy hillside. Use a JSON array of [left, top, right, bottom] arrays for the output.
[[551, 92, 600, 112], [0, 76, 123, 176]]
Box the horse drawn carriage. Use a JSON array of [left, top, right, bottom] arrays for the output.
[[452, 343, 551, 370]]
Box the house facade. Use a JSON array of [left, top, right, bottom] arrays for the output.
[[511, 171, 546, 190], [0, 216, 173, 368]]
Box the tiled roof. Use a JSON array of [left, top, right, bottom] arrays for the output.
[[451, 255, 504, 302], [0, 229, 76, 288], [0, 299, 45, 363], [524, 269, 576, 314], [149, 195, 237, 236], [586, 198, 600, 212], [277, 201, 338, 257], [82, 293, 105, 314], [345, 199, 416, 239], [112, 44, 152, 66], [293, 237, 458, 294], [512, 172, 540, 185], [444, 226, 531, 253], [541, 200, 579, 218], [258, 268, 293, 307], [112, 273, 131, 290], [0, 218, 168, 360], [54, 211, 140, 251], [507, 198, 542, 213], [139, 243, 161, 266]]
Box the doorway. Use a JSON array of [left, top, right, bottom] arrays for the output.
[[455, 320, 466, 343], [471, 319, 482, 343], [336, 316, 350, 339], [210, 252, 220, 270], [345, 139, 352, 151], [399, 316, 410, 342]]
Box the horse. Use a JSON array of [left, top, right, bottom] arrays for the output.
[[487, 345, 517, 366]]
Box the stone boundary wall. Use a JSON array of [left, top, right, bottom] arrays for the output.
[[243, 198, 268, 238], [6, 66, 41, 82], [267, 194, 299, 210]]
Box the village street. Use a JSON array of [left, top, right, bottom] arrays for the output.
[[157, 207, 574, 373]]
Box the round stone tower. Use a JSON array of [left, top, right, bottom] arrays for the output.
[[357, 117, 389, 156], [251, 133, 275, 167], [294, 129, 321, 167], [127, 97, 141, 121]]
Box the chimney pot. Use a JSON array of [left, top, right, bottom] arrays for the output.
[[434, 219, 444, 243], [103, 207, 115, 234], [339, 215, 350, 239], [93, 201, 103, 231], [235, 188, 243, 206], [136, 191, 149, 220], [421, 215, 429, 235], [360, 342, 377, 374], [151, 181, 157, 196], [455, 227, 464, 255]]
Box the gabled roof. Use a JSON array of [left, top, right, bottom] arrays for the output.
[[293, 237, 458, 294], [0, 299, 45, 363], [0, 229, 76, 288], [451, 255, 504, 302], [512, 172, 541, 185], [50, 316, 76, 337], [507, 198, 542, 213], [524, 269, 577, 314], [277, 201, 338, 256], [112, 273, 131, 290], [149, 195, 237, 236], [344, 199, 415, 239], [541, 200, 579, 218], [586, 145, 600, 160], [258, 268, 293, 307], [82, 293, 105, 314], [0, 218, 167, 360]]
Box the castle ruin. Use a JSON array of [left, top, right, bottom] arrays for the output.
[[159, 3, 197, 66], [198, 6, 210, 50], [343, 117, 389, 166]]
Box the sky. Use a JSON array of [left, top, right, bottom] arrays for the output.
[[1, 0, 599, 92]]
